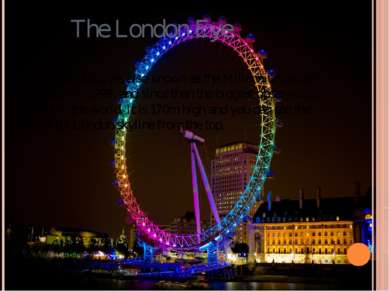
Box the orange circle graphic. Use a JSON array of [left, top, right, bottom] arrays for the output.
[[347, 243, 371, 266]]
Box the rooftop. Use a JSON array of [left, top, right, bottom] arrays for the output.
[[253, 195, 371, 223]]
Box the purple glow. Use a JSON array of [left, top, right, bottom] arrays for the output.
[[116, 19, 274, 251], [191, 143, 201, 243], [193, 143, 221, 225]]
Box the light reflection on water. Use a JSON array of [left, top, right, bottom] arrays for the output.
[[210, 281, 335, 290], [88, 278, 336, 290]]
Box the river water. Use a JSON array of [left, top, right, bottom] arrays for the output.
[[72, 277, 348, 290]]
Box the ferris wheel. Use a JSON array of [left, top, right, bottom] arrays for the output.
[[114, 17, 276, 252]]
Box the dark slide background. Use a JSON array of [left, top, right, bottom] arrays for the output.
[[6, 0, 372, 236]]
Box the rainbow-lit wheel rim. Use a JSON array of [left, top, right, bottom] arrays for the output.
[[114, 18, 276, 251]]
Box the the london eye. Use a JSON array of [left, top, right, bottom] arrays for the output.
[[113, 17, 276, 254]]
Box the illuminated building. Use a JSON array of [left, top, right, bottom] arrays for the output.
[[168, 212, 209, 235], [211, 142, 260, 243], [248, 192, 371, 264], [45, 227, 108, 248]]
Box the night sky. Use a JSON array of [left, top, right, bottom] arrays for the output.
[[6, 0, 372, 236]]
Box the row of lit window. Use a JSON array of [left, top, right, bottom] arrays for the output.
[[214, 188, 244, 194], [212, 156, 244, 165], [215, 144, 244, 154], [267, 238, 352, 245], [267, 231, 352, 237], [212, 182, 245, 188], [212, 175, 246, 181], [212, 163, 254, 171], [265, 224, 352, 230], [266, 247, 348, 255]]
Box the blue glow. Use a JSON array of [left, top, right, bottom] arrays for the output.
[[199, 242, 212, 251], [115, 22, 276, 251], [363, 208, 372, 214], [258, 48, 268, 57], [268, 68, 276, 78], [247, 33, 255, 39]]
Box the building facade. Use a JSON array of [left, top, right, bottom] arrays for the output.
[[211, 142, 260, 243], [45, 227, 108, 248], [167, 211, 209, 235], [249, 220, 354, 264], [247, 194, 371, 264]]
